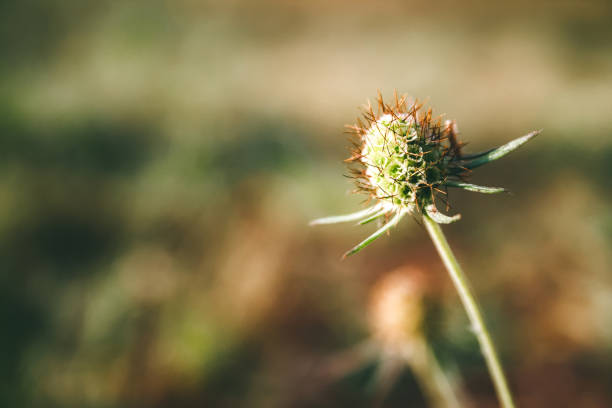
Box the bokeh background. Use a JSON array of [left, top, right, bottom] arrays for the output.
[[2, 1, 612, 407]]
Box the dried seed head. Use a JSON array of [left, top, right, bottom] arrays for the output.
[[312, 92, 540, 257], [351, 99, 462, 216]]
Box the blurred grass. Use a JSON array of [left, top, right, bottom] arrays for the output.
[[1, 0, 612, 407]]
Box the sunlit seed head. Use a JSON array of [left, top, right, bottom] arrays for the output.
[[312, 92, 538, 256], [347, 95, 462, 216]]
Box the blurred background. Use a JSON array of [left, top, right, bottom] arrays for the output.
[[2, 0, 612, 407]]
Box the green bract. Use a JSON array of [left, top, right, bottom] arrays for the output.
[[311, 95, 540, 257]]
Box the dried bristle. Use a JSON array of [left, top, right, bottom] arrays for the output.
[[345, 93, 467, 213]]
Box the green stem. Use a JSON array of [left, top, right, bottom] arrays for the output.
[[409, 336, 463, 408], [423, 215, 516, 408]]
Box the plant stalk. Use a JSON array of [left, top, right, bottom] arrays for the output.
[[423, 215, 515, 408], [409, 336, 463, 408]]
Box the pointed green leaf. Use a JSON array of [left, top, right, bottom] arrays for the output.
[[310, 204, 381, 226], [358, 208, 389, 225], [459, 148, 496, 161], [424, 204, 461, 224], [343, 210, 406, 258], [462, 130, 541, 169], [446, 180, 505, 194]]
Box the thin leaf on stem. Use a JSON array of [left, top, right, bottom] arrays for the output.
[[461, 130, 541, 169], [343, 210, 406, 258], [310, 204, 381, 226], [425, 204, 461, 224], [446, 180, 505, 194], [358, 208, 389, 225]]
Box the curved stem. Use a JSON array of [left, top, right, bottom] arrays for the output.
[[423, 215, 516, 408]]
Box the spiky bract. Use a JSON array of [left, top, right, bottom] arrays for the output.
[[347, 95, 463, 218]]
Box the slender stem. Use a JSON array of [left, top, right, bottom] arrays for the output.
[[408, 336, 463, 408], [423, 215, 516, 408]]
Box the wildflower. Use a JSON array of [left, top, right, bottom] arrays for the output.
[[311, 93, 540, 258], [316, 269, 464, 408]]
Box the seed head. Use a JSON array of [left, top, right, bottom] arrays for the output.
[[368, 268, 424, 351], [312, 92, 540, 257], [347, 94, 464, 219]]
